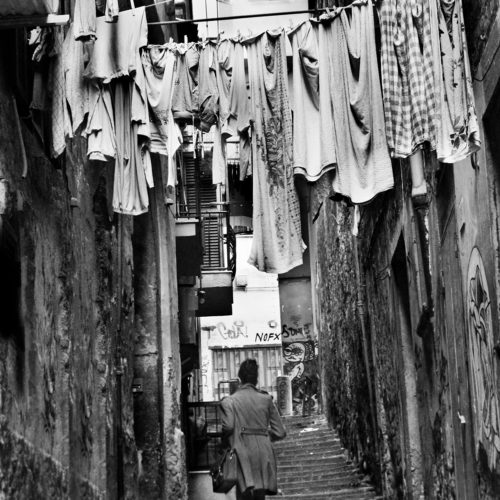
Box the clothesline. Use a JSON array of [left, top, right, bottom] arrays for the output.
[[145, 0, 370, 26], [35, 0, 479, 275]]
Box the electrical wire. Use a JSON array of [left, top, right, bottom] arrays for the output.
[[146, 0, 369, 26]]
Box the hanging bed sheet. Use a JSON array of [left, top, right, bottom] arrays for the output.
[[243, 29, 304, 274], [316, 0, 394, 204]]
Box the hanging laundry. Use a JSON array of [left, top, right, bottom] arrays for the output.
[[171, 43, 200, 120], [212, 38, 235, 186], [105, 0, 119, 23], [431, 0, 480, 163], [316, 18, 338, 174], [112, 81, 150, 215], [244, 29, 303, 274], [212, 122, 227, 186], [198, 41, 219, 132], [63, 27, 90, 135], [378, 0, 436, 158], [73, 0, 96, 40], [198, 40, 227, 185], [83, 6, 148, 84], [85, 83, 116, 161], [227, 41, 252, 180], [289, 21, 333, 182], [216, 38, 234, 135], [29, 26, 53, 62], [49, 27, 69, 158], [142, 44, 183, 188], [319, 1, 393, 204]]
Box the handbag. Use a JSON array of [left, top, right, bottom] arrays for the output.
[[211, 447, 238, 493]]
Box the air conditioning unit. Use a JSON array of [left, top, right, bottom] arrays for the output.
[[235, 275, 248, 288]]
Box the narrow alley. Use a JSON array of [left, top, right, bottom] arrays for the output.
[[1, 1, 500, 499]]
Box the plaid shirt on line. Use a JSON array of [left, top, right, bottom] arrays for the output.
[[377, 0, 436, 158]]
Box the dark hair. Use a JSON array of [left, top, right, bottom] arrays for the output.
[[238, 359, 258, 385]]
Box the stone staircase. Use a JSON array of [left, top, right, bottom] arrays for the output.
[[268, 415, 380, 500]]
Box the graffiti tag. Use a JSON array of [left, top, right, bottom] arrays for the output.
[[254, 332, 281, 342], [215, 321, 248, 340], [281, 323, 312, 339]]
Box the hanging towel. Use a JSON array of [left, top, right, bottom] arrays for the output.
[[320, 1, 393, 204], [316, 16, 338, 173], [289, 21, 332, 182], [112, 81, 149, 215], [431, 0, 480, 163], [378, 0, 436, 158], [83, 6, 148, 83], [244, 29, 303, 274]]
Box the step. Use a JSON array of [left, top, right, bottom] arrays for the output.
[[277, 462, 355, 474], [266, 486, 377, 499], [270, 414, 378, 500], [274, 431, 340, 448], [275, 440, 343, 453], [278, 468, 363, 482], [279, 477, 370, 493], [276, 452, 350, 464]]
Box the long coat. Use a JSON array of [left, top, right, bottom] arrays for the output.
[[220, 383, 286, 494]]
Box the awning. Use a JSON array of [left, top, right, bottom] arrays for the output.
[[0, 0, 60, 17], [0, 0, 69, 29]]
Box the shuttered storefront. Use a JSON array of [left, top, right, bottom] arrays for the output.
[[211, 346, 283, 401]]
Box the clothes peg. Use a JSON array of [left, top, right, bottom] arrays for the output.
[[184, 34, 188, 44], [169, 37, 173, 43], [288, 18, 294, 30], [130, 0, 135, 13]]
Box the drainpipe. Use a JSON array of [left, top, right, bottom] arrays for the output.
[[116, 214, 125, 500], [352, 229, 380, 471], [409, 150, 433, 320]]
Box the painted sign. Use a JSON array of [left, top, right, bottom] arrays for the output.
[[202, 318, 282, 348], [467, 247, 500, 469]]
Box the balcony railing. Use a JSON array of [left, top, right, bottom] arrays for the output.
[[184, 401, 223, 471], [200, 203, 236, 278]]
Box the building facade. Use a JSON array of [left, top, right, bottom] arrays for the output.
[[309, 1, 500, 498]]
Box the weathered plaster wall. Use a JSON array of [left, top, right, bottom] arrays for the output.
[[310, 158, 473, 498], [133, 158, 187, 500], [0, 54, 138, 498], [310, 197, 378, 485]]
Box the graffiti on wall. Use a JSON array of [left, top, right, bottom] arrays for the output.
[[203, 320, 282, 347], [214, 321, 248, 340], [467, 247, 500, 469], [283, 340, 319, 415], [281, 322, 313, 340]]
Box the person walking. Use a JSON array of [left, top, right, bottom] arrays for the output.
[[220, 359, 287, 500]]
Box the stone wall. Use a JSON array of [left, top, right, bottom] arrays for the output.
[[310, 158, 470, 498], [310, 194, 379, 488], [0, 48, 138, 498], [132, 158, 186, 500]]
